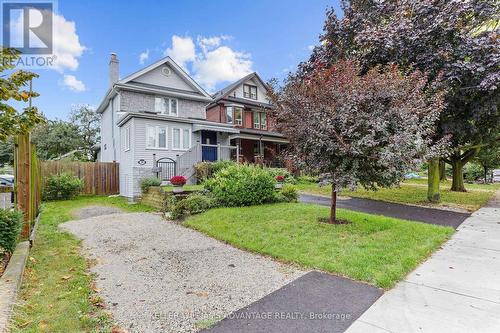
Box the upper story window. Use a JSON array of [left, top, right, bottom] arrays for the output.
[[146, 125, 167, 149], [226, 106, 243, 125], [243, 84, 257, 100], [253, 112, 267, 130], [155, 97, 178, 116]]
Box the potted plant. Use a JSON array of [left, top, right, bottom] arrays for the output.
[[170, 175, 187, 193], [275, 175, 285, 189]]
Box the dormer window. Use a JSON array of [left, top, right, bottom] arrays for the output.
[[243, 84, 257, 100], [155, 97, 178, 116]]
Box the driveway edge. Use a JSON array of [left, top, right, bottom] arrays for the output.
[[0, 241, 30, 333]]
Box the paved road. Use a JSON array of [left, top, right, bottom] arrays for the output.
[[300, 194, 470, 229], [204, 271, 382, 333], [346, 194, 500, 333]]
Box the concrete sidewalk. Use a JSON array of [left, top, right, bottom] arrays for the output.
[[345, 193, 500, 333]]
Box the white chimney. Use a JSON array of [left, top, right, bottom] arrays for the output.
[[109, 53, 119, 86]]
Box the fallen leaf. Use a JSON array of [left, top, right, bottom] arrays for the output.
[[18, 320, 33, 328], [61, 275, 72, 280]]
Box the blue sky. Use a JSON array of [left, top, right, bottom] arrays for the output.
[[24, 0, 341, 120]]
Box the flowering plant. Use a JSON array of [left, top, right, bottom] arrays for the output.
[[275, 175, 285, 182], [170, 175, 187, 186]]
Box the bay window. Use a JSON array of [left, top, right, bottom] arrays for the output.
[[172, 128, 191, 150], [146, 125, 168, 149], [226, 106, 243, 125]]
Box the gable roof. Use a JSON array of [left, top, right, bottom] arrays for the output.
[[118, 56, 212, 99], [212, 72, 268, 103], [96, 56, 213, 113]]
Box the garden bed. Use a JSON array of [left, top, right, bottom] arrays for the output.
[[185, 202, 454, 289], [0, 251, 9, 277]]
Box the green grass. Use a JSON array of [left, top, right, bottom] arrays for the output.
[[296, 180, 496, 212], [162, 184, 204, 192], [10, 196, 154, 333], [185, 203, 453, 289], [404, 178, 500, 191]]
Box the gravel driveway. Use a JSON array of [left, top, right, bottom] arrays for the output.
[[60, 210, 304, 333]]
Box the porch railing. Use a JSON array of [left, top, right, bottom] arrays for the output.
[[175, 143, 239, 182]]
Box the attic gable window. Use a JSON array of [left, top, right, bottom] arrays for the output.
[[155, 97, 178, 116], [243, 84, 257, 100]]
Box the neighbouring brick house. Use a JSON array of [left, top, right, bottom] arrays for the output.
[[206, 72, 288, 166]]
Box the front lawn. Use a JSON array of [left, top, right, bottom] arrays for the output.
[[185, 203, 453, 289], [296, 180, 496, 212], [10, 196, 154, 333]]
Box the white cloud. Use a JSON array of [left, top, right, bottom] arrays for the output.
[[164, 35, 195, 68], [62, 75, 86, 92], [139, 49, 149, 65], [52, 13, 86, 72], [164, 34, 253, 91], [9, 12, 86, 72], [194, 46, 252, 90]]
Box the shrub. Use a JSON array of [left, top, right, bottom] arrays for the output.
[[43, 173, 83, 200], [464, 163, 483, 182], [195, 160, 236, 183], [281, 184, 299, 202], [204, 164, 275, 207], [267, 168, 296, 184], [140, 177, 161, 193], [0, 208, 23, 253], [297, 175, 319, 183], [170, 193, 214, 219], [170, 175, 187, 186]]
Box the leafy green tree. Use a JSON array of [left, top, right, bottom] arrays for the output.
[[0, 48, 44, 142], [32, 120, 82, 160], [0, 138, 14, 166], [303, 0, 499, 195], [475, 144, 500, 184], [70, 104, 100, 161]]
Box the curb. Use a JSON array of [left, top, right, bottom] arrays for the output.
[[0, 241, 30, 332]]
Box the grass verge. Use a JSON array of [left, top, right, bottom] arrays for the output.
[[9, 196, 154, 333], [185, 203, 453, 289], [296, 180, 496, 212]]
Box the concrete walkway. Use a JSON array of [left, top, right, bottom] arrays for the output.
[[299, 194, 470, 228], [345, 194, 500, 333]]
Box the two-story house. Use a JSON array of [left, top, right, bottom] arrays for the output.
[[97, 54, 288, 198], [207, 72, 288, 165]]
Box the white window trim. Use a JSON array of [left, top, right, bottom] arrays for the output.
[[146, 125, 169, 150], [124, 126, 130, 152], [234, 107, 243, 126], [171, 127, 191, 151]]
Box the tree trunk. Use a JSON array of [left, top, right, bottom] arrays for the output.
[[427, 158, 441, 202], [450, 160, 466, 192], [484, 166, 488, 184], [439, 159, 446, 181], [330, 183, 337, 224]]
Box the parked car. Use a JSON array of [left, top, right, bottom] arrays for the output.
[[493, 169, 500, 183], [0, 174, 14, 187]]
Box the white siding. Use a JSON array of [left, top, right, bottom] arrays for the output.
[[229, 77, 270, 104], [132, 64, 196, 92], [118, 119, 134, 197]]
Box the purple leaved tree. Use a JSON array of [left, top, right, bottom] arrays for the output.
[[270, 60, 444, 224]]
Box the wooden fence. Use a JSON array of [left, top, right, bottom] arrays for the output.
[[40, 161, 119, 195], [14, 134, 42, 238]]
